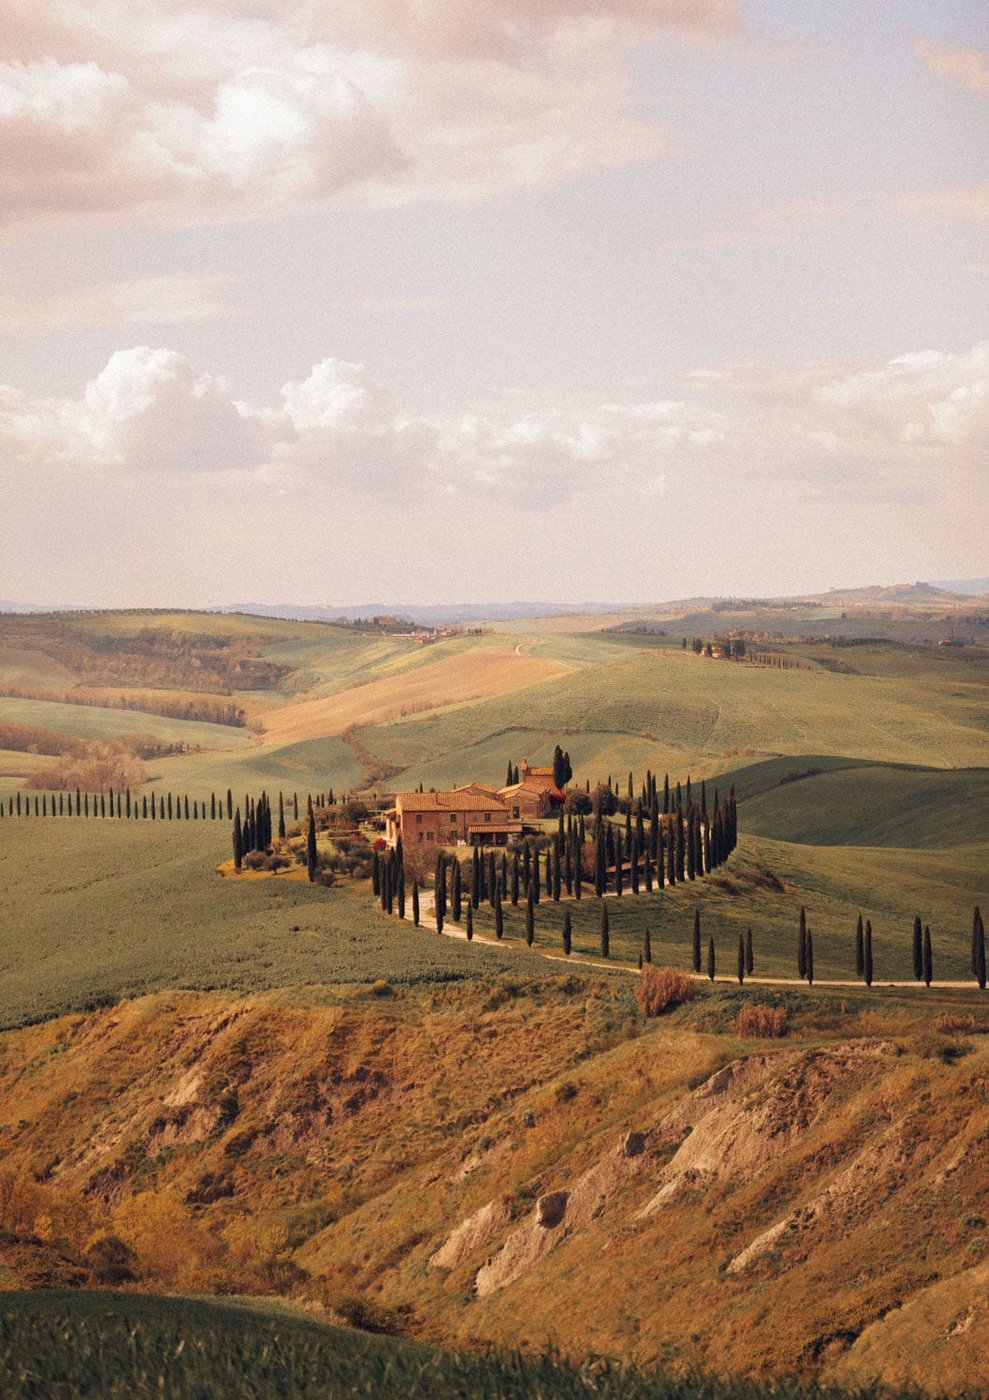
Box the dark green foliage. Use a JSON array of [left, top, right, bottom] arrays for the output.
[[923, 924, 933, 987], [494, 888, 504, 940], [466, 903, 474, 942], [707, 936, 715, 982], [412, 880, 420, 927], [644, 926, 652, 964], [737, 933, 745, 985], [525, 883, 535, 946], [864, 919, 874, 987], [452, 859, 462, 923], [562, 909, 572, 956], [278, 791, 286, 840], [511, 851, 520, 906], [232, 810, 243, 871], [306, 811, 318, 882]]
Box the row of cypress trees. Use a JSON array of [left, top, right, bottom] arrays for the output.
[[1, 787, 237, 821]]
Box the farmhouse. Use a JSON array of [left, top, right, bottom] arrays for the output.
[[498, 757, 563, 819], [386, 785, 524, 847]]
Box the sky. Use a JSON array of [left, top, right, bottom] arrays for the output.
[[0, 0, 986, 609]]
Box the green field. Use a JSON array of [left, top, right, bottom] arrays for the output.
[[0, 1290, 886, 1399], [0, 696, 251, 752], [0, 820, 553, 1030]]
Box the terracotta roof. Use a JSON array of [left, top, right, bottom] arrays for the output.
[[397, 789, 510, 813], [499, 781, 557, 799]]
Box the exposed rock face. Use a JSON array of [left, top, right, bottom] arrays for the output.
[[429, 1197, 514, 1271]]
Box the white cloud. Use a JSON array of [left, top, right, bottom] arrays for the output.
[[0, 0, 741, 229], [915, 38, 989, 99]]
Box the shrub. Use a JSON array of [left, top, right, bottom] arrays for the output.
[[933, 1014, 984, 1036], [736, 1004, 788, 1038], [636, 966, 696, 1017]]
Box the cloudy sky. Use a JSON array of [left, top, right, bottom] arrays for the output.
[[1, 0, 986, 608]]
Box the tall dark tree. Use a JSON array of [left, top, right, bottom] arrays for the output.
[[552, 837, 562, 901], [864, 919, 874, 987], [452, 859, 463, 922], [278, 792, 286, 840], [525, 884, 535, 946], [532, 847, 541, 904], [614, 829, 624, 897], [494, 885, 504, 940], [552, 745, 568, 791], [737, 933, 745, 985], [913, 915, 924, 982], [306, 810, 318, 882], [923, 924, 933, 988], [562, 909, 572, 956], [594, 828, 606, 898], [466, 902, 474, 941], [233, 809, 243, 870], [745, 928, 753, 976], [397, 871, 406, 921], [600, 902, 609, 959], [707, 936, 716, 982], [798, 907, 807, 979], [506, 758, 514, 786], [412, 880, 420, 927], [511, 851, 520, 905], [975, 907, 986, 990], [855, 914, 865, 978]]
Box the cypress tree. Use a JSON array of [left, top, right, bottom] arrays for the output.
[[233, 810, 243, 870], [85, 793, 90, 817], [864, 920, 874, 987], [737, 933, 745, 984], [532, 847, 541, 904], [594, 828, 606, 898], [614, 829, 623, 897], [226, 788, 233, 820], [436, 897, 443, 936], [278, 792, 286, 840], [506, 759, 514, 786], [975, 908, 986, 990], [562, 909, 572, 956], [488, 850, 497, 908], [525, 884, 535, 946], [573, 835, 583, 900], [745, 927, 753, 975], [184, 795, 190, 820], [452, 859, 462, 922], [473, 847, 482, 909], [923, 924, 933, 987], [692, 909, 701, 973], [292, 792, 298, 821], [306, 811, 318, 882], [600, 902, 609, 959], [806, 930, 814, 986], [495, 887, 504, 940], [798, 907, 807, 979], [913, 915, 923, 982], [210, 792, 216, 820], [466, 902, 474, 941], [412, 880, 420, 927], [142, 794, 148, 819], [397, 871, 406, 921], [167, 793, 172, 820], [552, 837, 561, 901], [686, 810, 696, 881], [855, 914, 864, 977], [511, 851, 520, 905], [644, 925, 652, 964], [668, 820, 677, 885], [707, 936, 716, 982], [193, 800, 199, 820]]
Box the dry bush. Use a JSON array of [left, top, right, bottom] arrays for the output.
[[736, 1003, 788, 1038], [933, 1014, 985, 1036], [637, 966, 696, 1017]]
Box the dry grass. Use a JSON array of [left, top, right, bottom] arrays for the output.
[[636, 966, 696, 1017], [735, 1003, 788, 1038], [260, 649, 571, 746]]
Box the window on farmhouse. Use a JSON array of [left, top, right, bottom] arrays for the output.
[[484, 812, 491, 822], [416, 813, 422, 823], [450, 813, 456, 823]]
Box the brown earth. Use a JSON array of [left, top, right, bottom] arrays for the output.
[[1, 981, 988, 1389], [259, 648, 571, 745]]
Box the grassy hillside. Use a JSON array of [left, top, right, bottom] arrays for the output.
[[0, 820, 552, 1030], [0, 1291, 890, 1399]]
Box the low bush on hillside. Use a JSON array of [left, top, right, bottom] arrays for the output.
[[637, 966, 696, 1017], [933, 1014, 986, 1036], [736, 1004, 788, 1038]]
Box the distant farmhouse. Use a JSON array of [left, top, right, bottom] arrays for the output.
[[385, 759, 564, 847]]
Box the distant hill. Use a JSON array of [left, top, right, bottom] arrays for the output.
[[931, 577, 989, 597], [211, 600, 624, 626]]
